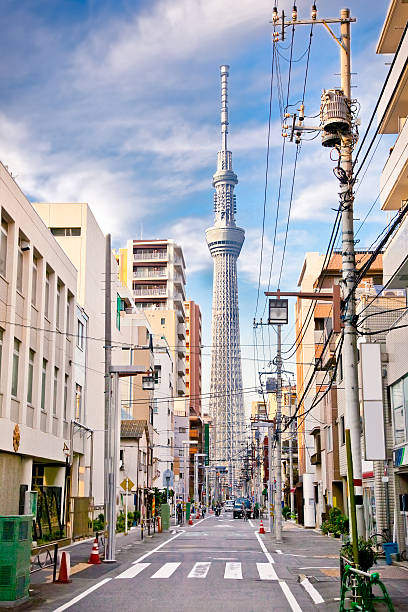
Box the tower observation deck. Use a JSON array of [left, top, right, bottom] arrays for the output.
[[206, 65, 245, 494]]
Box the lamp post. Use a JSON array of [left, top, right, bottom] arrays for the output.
[[104, 365, 146, 563]]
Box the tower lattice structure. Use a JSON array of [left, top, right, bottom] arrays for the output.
[[206, 65, 245, 492]]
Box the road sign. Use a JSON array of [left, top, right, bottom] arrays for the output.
[[163, 469, 174, 488], [120, 478, 134, 491]]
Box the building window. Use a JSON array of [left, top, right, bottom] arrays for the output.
[[339, 415, 345, 445], [27, 349, 35, 405], [0, 328, 3, 376], [66, 301, 70, 335], [41, 359, 47, 411], [75, 384, 82, 421], [17, 247, 23, 293], [45, 272, 50, 318], [31, 258, 38, 306], [64, 374, 69, 421], [391, 377, 408, 446], [326, 425, 333, 452], [154, 366, 161, 384], [50, 227, 81, 237], [77, 320, 84, 350], [56, 284, 61, 329], [11, 338, 20, 397], [161, 317, 165, 325], [53, 367, 59, 415], [179, 427, 187, 433], [0, 218, 7, 277]]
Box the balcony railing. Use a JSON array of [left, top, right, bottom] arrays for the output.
[[310, 450, 321, 465], [133, 287, 167, 297], [134, 268, 167, 278], [133, 251, 167, 261]]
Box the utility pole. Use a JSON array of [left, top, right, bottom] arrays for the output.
[[289, 388, 296, 517], [275, 6, 364, 536], [275, 324, 282, 543], [104, 234, 112, 561], [268, 422, 273, 534]]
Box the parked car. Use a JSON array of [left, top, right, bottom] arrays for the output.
[[224, 500, 234, 512], [233, 497, 252, 519]]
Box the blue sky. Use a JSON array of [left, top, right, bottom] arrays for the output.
[[0, 0, 393, 414]]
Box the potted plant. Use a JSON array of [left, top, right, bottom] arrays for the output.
[[340, 537, 378, 572]]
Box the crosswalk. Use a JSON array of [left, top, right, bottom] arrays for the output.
[[116, 561, 278, 581]]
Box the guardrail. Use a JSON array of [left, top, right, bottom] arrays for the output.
[[30, 543, 58, 583], [339, 560, 394, 611]]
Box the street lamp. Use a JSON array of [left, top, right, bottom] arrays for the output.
[[104, 364, 145, 563]]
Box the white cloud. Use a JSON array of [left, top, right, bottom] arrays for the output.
[[162, 215, 212, 275]]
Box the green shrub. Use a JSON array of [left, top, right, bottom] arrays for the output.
[[341, 538, 377, 572], [282, 506, 291, 520], [93, 513, 105, 532], [321, 507, 349, 536]]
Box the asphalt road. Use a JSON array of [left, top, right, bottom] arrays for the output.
[[52, 513, 321, 612]]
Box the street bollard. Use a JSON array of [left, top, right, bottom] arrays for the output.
[[141, 519, 144, 540]]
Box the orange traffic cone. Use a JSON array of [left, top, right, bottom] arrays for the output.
[[88, 537, 101, 564], [188, 516, 193, 525], [56, 551, 72, 583], [259, 520, 265, 535]]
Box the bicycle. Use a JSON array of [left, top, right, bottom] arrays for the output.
[[369, 528, 392, 556]]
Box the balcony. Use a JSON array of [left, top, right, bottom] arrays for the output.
[[133, 267, 167, 279], [377, 25, 408, 135], [133, 250, 167, 261], [133, 286, 167, 297], [384, 214, 408, 288], [310, 450, 321, 465], [174, 291, 186, 303], [178, 323, 185, 339], [380, 118, 408, 211]]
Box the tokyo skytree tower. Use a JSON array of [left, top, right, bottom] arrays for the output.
[[206, 65, 245, 491]]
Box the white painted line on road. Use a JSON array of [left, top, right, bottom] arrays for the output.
[[254, 531, 274, 563], [115, 563, 150, 579], [190, 515, 211, 528], [188, 562, 211, 578], [279, 580, 303, 612], [132, 530, 184, 564], [299, 566, 336, 570], [52, 578, 112, 612], [276, 549, 283, 554], [224, 562, 242, 579], [299, 575, 325, 604], [257, 562, 278, 581], [248, 519, 254, 528], [151, 562, 181, 578]]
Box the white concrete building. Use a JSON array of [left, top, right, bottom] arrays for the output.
[[0, 163, 77, 541], [152, 339, 174, 487]]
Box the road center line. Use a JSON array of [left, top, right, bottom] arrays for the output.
[[254, 531, 274, 563], [132, 530, 185, 564]]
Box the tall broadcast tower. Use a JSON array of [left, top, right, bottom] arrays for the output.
[[206, 65, 245, 493]]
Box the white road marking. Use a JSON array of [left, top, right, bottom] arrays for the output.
[[299, 575, 325, 604], [190, 516, 211, 528], [188, 562, 211, 578], [132, 530, 184, 564], [254, 531, 274, 563], [115, 563, 150, 579], [224, 562, 242, 579], [276, 549, 283, 554], [151, 562, 181, 578], [52, 578, 112, 612], [257, 562, 278, 580], [279, 580, 303, 612], [248, 519, 254, 528], [299, 566, 336, 569]]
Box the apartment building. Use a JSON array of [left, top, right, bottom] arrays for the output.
[[376, 0, 408, 556], [152, 338, 174, 487], [34, 203, 155, 532], [118, 239, 186, 398], [295, 252, 383, 528], [0, 164, 77, 540]]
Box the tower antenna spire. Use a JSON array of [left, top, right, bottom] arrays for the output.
[[220, 65, 229, 151]]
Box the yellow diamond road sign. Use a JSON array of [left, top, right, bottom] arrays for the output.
[[120, 478, 135, 491]]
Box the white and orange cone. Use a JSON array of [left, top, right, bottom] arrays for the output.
[[88, 537, 101, 564], [259, 520, 265, 535], [56, 551, 72, 583]]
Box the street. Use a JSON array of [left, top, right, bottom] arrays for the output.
[[53, 514, 326, 612]]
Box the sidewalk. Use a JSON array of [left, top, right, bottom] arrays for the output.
[[1, 519, 188, 612], [252, 518, 408, 611]]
